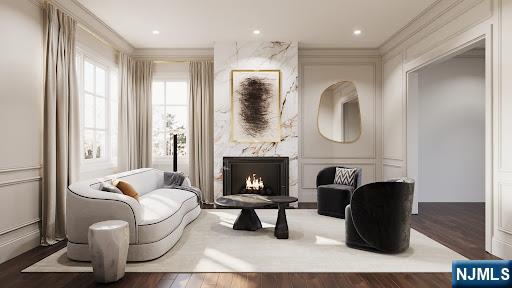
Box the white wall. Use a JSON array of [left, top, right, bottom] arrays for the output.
[[299, 50, 382, 202], [417, 57, 485, 202], [0, 0, 43, 263]]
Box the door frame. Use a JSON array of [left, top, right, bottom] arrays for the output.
[[403, 25, 493, 252]]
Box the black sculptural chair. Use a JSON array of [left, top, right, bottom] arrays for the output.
[[345, 178, 415, 253], [316, 166, 362, 219]]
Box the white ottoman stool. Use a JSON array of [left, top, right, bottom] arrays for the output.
[[88, 220, 129, 283]]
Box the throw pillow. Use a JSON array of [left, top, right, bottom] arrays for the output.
[[99, 181, 123, 194], [164, 171, 185, 186], [334, 167, 358, 187], [112, 179, 139, 201]]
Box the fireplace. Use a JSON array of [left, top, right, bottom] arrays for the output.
[[223, 157, 289, 196]]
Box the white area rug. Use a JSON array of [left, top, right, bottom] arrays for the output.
[[24, 209, 466, 273]]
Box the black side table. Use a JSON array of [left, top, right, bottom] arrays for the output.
[[267, 196, 298, 239]]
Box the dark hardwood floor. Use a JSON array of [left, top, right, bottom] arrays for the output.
[[0, 202, 496, 288]]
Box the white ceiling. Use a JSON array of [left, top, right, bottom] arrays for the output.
[[76, 0, 436, 49]]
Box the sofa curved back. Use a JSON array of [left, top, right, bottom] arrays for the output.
[[66, 168, 164, 244], [316, 166, 362, 188], [349, 180, 415, 253]]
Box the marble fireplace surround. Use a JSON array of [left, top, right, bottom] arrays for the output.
[[213, 41, 299, 202]]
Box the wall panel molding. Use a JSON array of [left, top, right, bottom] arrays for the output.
[[498, 183, 512, 234], [299, 52, 382, 201], [301, 162, 377, 189], [0, 165, 41, 174], [0, 177, 41, 188], [0, 219, 40, 236], [300, 61, 378, 159]]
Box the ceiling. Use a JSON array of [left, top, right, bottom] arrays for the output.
[[76, 0, 436, 49]]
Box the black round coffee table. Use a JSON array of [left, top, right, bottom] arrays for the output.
[[215, 194, 298, 239]]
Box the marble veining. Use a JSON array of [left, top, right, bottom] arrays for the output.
[[214, 41, 299, 200]]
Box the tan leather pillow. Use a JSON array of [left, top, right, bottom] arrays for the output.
[[112, 179, 139, 201]]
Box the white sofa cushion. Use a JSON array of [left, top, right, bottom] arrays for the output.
[[138, 188, 199, 244]]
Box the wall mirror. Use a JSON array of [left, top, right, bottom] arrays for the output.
[[318, 81, 361, 143]]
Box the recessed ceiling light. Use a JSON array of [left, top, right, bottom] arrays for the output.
[[152, 30, 160, 35], [353, 29, 362, 36], [253, 30, 261, 35]]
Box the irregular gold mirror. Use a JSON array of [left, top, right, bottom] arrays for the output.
[[318, 81, 361, 143]]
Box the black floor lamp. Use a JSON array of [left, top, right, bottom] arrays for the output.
[[172, 134, 178, 172]]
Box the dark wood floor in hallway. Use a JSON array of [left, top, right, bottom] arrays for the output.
[[0, 202, 497, 288]]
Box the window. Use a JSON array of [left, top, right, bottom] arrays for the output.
[[76, 52, 118, 168], [152, 79, 188, 161]]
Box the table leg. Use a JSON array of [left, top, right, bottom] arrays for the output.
[[233, 208, 262, 231], [275, 203, 289, 239]]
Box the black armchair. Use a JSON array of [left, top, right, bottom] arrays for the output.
[[345, 178, 415, 253], [316, 166, 362, 218]]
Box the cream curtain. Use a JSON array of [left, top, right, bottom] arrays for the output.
[[41, 3, 80, 245], [118, 53, 153, 170], [188, 61, 214, 203]]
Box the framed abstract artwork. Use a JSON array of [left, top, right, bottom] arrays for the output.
[[230, 70, 281, 142]]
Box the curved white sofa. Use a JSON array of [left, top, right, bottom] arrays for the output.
[[66, 168, 201, 262]]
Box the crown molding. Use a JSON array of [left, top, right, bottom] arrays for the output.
[[46, 0, 134, 53], [131, 48, 214, 61], [299, 48, 381, 58], [378, 0, 490, 56], [28, 0, 42, 7]]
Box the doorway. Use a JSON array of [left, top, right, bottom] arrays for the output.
[[406, 38, 491, 251]]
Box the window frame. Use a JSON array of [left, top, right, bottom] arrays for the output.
[[76, 48, 118, 171], [151, 74, 189, 165]]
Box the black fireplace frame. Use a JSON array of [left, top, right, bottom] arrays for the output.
[[223, 157, 289, 196]]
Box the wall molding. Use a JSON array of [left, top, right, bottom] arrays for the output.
[[379, 0, 484, 56], [299, 48, 380, 57], [132, 48, 213, 62], [498, 183, 512, 234], [47, 0, 134, 53], [301, 162, 377, 189], [383, 163, 403, 168], [299, 60, 378, 159], [492, 237, 512, 260], [0, 228, 40, 264], [0, 219, 40, 236], [0, 166, 41, 174], [0, 228, 39, 248], [0, 177, 41, 188]]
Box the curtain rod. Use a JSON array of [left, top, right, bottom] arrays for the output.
[[152, 60, 190, 64]]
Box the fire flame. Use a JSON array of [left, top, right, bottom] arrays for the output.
[[246, 174, 264, 190]]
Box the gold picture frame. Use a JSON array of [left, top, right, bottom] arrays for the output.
[[230, 70, 281, 143]]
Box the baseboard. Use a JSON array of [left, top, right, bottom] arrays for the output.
[[492, 237, 512, 259], [0, 228, 40, 264]]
